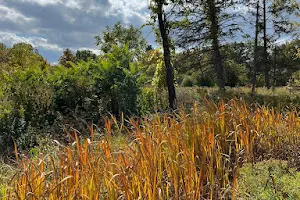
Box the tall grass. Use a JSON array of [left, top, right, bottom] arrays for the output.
[[3, 99, 300, 199]]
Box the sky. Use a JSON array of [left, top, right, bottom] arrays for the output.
[[0, 0, 298, 64], [0, 0, 154, 64]]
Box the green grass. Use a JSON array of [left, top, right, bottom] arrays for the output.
[[237, 160, 300, 199], [171, 86, 300, 110]]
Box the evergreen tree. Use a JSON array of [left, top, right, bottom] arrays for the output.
[[171, 0, 242, 91]]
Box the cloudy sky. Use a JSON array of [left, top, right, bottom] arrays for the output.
[[0, 0, 154, 64]]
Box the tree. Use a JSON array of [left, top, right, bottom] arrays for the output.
[[59, 48, 76, 68], [93, 45, 141, 117], [271, 39, 300, 86], [171, 0, 242, 91], [95, 22, 147, 59], [149, 0, 176, 109], [0, 43, 9, 68], [221, 43, 250, 87], [75, 50, 97, 62], [252, 0, 261, 92], [8, 43, 45, 69], [261, 0, 299, 88], [174, 48, 216, 87]]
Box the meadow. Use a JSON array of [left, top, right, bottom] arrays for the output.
[[1, 87, 300, 199], [0, 0, 299, 197]]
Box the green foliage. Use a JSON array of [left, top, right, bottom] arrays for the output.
[[0, 43, 46, 72], [291, 70, 300, 86], [182, 75, 194, 87], [0, 67, 54, 153], [272, 40, 300, 86], [237, 160, 300, 199], [151, 59, 170, 109], [59, 48, 76, 68], [152, 60, 166, 88], [0, 43, 142, 154], [138, 49, 164, 85], [138, 87, 156, 113], [224, 60, 247, 87], [95, 22, 147, 59], [93, 46, 140, 117], [8, 65, 53, 126], [75, 50, 97, 62], [53, 45, 141, 118]]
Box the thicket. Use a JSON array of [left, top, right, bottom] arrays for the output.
[[0, 45, 143, 154]]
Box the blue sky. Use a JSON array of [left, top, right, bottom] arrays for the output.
[[0, 0, 155, 64]]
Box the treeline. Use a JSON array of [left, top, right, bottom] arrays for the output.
[[148, 0, 300, 95], [175, 40, 300, 88]]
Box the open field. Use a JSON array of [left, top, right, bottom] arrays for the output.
[[1, 96, 300, 199]]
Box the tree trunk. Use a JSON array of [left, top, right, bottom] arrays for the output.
[[157, 1, 176, 109], [263, 0, 270, 89], [207, 0, 225, 91], [272, 46, 277, 89], [252, 0, 260, 93]]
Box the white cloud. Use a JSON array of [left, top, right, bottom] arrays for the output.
[[50, 61, 59, 65], [15, 0, 108, 10], [18, 0, 63, 6], [108, 0, 149, 23], [0, 32, 63, 52], [275, 36, 292, 45], [0, 4, 35, 24], [0, 0, 152, 62]]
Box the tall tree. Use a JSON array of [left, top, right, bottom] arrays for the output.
[[261, 0, 299, 88], [262, 0, 270, 88], [171, 0, 242, 91], [59, 48, 76, 68], [75, 50, 97, 62], [207, 0, 225, 90], [271, 39, 300, 86], [252, 0, 261, 92], [95, 22, 147, 60], [150, 0, 176, 109]]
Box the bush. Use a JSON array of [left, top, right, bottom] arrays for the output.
[[138, 87, 156, 113], [0, 45, 142, 154], [182, 76, 194, 87], [0, 65, 54, 154]]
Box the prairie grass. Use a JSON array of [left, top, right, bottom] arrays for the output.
[[150, 87, 300, 111], [3, 98, 300, 199]]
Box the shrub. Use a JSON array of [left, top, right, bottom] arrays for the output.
[[138, 87, 156, 113], [0, 45, 142, 154], [0, 65, 54, 154], [182, 76, 194, 87]]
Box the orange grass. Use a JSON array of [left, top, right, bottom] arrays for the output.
[[3, 99, 300, 199]]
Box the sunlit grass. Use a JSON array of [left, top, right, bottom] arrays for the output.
[[3, 98, 300, 199]]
